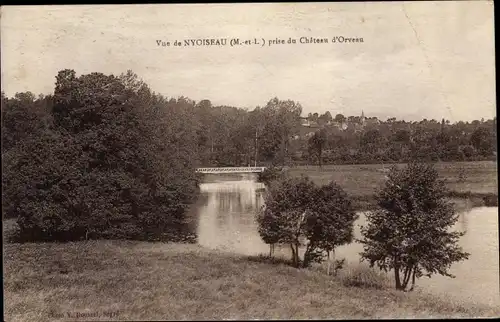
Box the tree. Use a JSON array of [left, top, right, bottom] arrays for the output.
[[318, 111, 333, 126], [334, 113, 346, 123], [303, 182, 358, 270], [460, 145, 475, 159], [360, 129, 383, 155], [3, 70, 200, 242], [248, 107, 266, 166], [391, 129, 411, 160], [308, 128, 327, 168], [259, 98, 302, 165], [359, 162, 470, 291], [1, 92, 52, 152], [470, 127, 494, 157], [257, 175, 357, 269], [393, 129, 411, 144], [257, 176, 317, 267]]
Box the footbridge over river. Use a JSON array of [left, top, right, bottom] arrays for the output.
[[196, 167, 266, 174]]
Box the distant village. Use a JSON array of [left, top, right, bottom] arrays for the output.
[[288, 109, 496, 164], [296, 111, 381, 139]]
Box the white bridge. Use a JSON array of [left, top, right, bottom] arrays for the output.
[[196, 167, 266, 174]]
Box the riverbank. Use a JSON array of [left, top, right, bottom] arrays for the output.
[[4, 241, 499, 321]]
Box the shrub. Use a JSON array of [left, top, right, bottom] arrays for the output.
[[483, 194, 498, 207], [257, 166, 286, 186], [338, 264, 390, 290]]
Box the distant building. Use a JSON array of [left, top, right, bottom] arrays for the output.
[[309, 120, 319, 128], [300, 117, 311, 127], [355, 111, 380, 129], [365, 118, 380, 126], [352, 123, 365, 133], [331, 121, 348, 131]]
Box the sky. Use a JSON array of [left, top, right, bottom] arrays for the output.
[[1, 2, 496, 122]]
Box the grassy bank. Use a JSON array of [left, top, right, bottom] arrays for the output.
[[349, 192, 498, 212], [285, 161, 498, 210], [4, 241, 499, 321]]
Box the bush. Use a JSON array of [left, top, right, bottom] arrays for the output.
[[483, 194, 498, 207], [338, 264, 390, 290], [257, 166, 286, 186]]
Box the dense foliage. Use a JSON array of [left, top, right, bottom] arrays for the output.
[[358, 162, 470, 291], [2, 69, 496, 243], [2, 84, 496, 168], [2, 70, 200, 242], [257, 176, 357, 268], [257, 166, 286, 186], [304, 182, 358, 267], [308, 128, 327, 168]]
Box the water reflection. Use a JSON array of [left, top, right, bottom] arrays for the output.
[[197, 178, 268, 255], [195, 176, 499, 307]]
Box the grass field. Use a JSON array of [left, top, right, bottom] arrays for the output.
[[4, 241, 499, 321], [285, 161, 497, 210], [286, 161, 497, 196]]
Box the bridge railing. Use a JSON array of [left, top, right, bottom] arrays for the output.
[[196, 167, 266, 173]]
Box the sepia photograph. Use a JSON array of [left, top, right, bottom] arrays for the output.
[[1, 1, 498, 320]]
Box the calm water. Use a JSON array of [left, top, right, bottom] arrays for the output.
[[196, 175, 499, 306]]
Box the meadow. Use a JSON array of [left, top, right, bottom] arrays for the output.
[[4, 241, 500, 321], [286, 161, 497, 210]]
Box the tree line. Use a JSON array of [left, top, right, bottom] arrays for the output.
[[1, 69, 496, 243], [3, 76, 497, 169], [301, 113, 496, 167]]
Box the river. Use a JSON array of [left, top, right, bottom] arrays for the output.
[[195, 174, 499, 307]]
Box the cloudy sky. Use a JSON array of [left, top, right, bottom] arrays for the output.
[[1, 2, 495, 122]]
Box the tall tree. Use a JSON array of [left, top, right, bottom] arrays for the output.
[[360, 129, 383, 155], [470, 127, 494, 157], [308, 128, 328, 168], [303, 182, 357, 270], [257, 176, 317, 267], [260, 98, 302, 165], [359, 162, 470, 291]]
